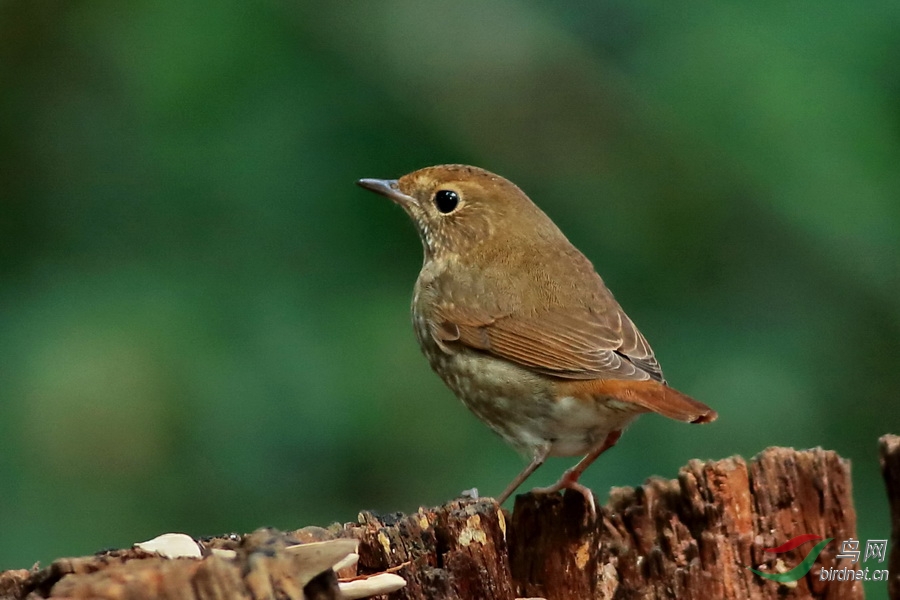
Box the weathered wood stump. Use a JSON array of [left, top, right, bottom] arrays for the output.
[[879, 434, 900, 600], [3, 444, 890, 600], [347, 447, 859, 599], [508, 448, 857, 599]]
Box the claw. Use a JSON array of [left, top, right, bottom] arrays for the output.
[[520, 430, 622, 519], [531, 471, 597, 520], [496, 430, 621, 517]]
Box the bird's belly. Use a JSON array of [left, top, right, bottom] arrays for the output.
[[419, 334, 639, 457]]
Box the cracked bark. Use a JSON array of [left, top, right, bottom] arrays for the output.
[[1, 445, 878, 600], [880, 434, 900, 600], [508, 447, 858, 599]]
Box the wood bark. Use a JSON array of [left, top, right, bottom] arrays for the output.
[[0, 445, 881, 600], [880, 434, 900, 600]]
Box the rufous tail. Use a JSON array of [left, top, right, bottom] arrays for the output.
[[574, 379, 717, 423]]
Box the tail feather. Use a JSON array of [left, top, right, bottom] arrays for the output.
[[585, 379, 717, 424]]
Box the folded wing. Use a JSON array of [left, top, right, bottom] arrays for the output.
[[432, 303, 665, 382]]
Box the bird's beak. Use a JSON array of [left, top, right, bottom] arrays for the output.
[[356, 178, 419, 208]]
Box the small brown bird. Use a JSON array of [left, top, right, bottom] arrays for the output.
[[358, 165, 716, 513]]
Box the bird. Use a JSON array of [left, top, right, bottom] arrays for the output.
[[357, 165, 716, 515]]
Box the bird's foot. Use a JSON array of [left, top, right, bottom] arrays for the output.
[[531, 470, 596, 519]]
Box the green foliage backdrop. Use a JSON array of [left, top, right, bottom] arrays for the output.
[[2, 2, 898, 596]]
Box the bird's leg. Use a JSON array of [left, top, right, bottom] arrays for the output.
[[496, 442, 551, 505], [531, 429, 623, 518]]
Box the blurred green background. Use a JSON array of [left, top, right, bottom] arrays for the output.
[[2, 1, 898, 596]]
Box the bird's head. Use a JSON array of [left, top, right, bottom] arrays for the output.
[[358, 164, 558, 261]]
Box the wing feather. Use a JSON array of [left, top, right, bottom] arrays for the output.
[[435, 303, 665, 382]]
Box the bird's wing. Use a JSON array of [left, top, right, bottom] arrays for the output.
[[431, 303, 665, 382]]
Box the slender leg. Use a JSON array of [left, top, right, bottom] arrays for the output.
[[496, 443, 552, 505], [531, 430, 622, 518]]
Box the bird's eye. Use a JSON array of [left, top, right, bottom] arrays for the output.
[[433, 190, 460, 214]]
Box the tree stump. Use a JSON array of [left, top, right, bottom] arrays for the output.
[[508, 448, 857, 599], [0, 445, 879, 600], [880, 434, 900, 599]]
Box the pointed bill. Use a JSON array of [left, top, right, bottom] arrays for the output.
[[357, 178, 419, 208]]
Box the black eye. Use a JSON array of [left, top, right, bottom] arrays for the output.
[[433, 190, 460, 214]]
